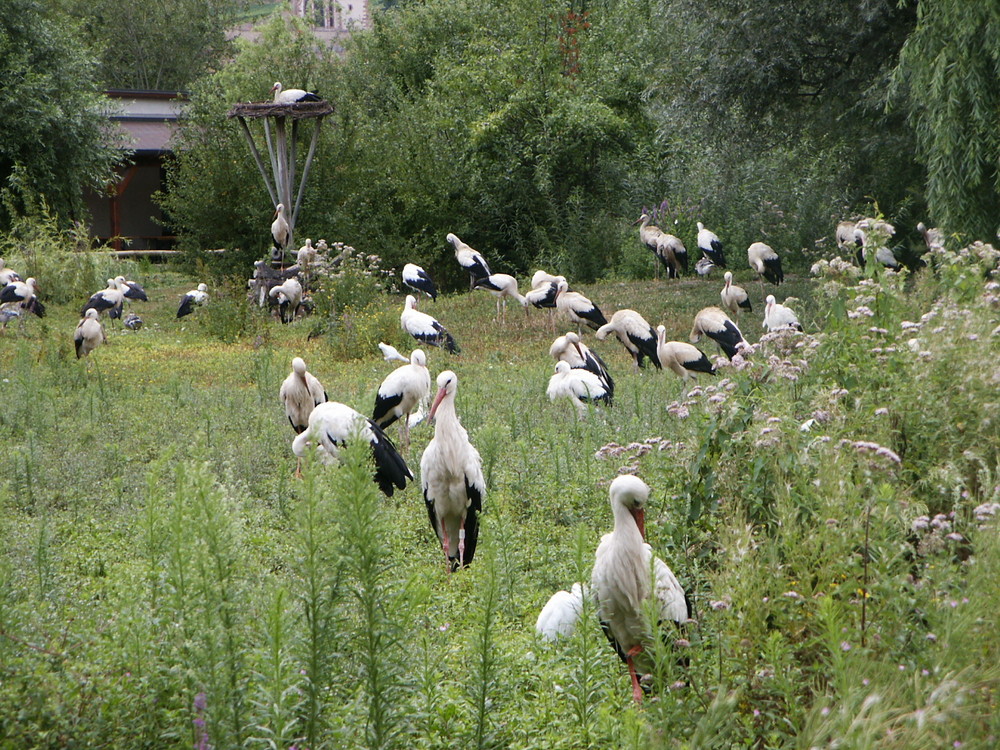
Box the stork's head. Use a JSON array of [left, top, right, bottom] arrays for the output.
[[85, 308, 99, 321], [410, 349, 427, 367], [565, 331, 585, 360], [274, 203, 285, 219], [445, 232, 458, 246], [404, 294, 417, 310], [696, 221, 705, 231], [197, 283, 208, 292], [554, 361, 571, 375], [656, 324, 666, 345], [429, 370, 457, 420], [723, 270, 733, 286], [609, 474, 650, 539], [766, 294, 776, 309], [292, 357, 307, 376], [270, 82, 282, 95]]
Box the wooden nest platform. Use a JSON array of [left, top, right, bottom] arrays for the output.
[[227, 100, 334, 120]]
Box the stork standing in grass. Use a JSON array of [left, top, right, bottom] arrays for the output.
[[547, 361, 611, 416], [657, 232, 688, 278], [656, 325, 715, 393], [280, 357, 328, 476], [271, 203, 290, 263], [636, 211, 664, 278], [720, 271, 752, 318], [115, 275, 148, 303], [526, 271, 564, 330], [177, 283, 208, 318], [402, 263, 437, 301], [474, 273, 528, 322], [1, 277, 45, 318], [596, 309, 661, 370], [747, 242, 783, 287], [592, 475, 689, 703], [763, 295, 803, 332], [549, 331, 615, 400], [696, 222, 727, 268], [74, 308, 106, 359], [401, 295, 459, 353], [447, 233, 491, 290], [536, 476, 689, 703], [555, 279, 607, 334], [269, 276, 303, 323], [373, 349, 431, 447], [292, 402, 412, 496], [690, 306, 745, 360], [82, 278, 125, 321], [270, 81, 321, 104], [420, 370, 485, 571]]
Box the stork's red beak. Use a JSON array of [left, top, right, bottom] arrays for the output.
[[630, 506, 646, 540], [573, 341, 585, 361], [428, 386, 447, 421]]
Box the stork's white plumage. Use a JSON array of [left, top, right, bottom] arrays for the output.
[[297, 239, 318, 268], [835, 220, 858, 252], [0, 277, 45, 317], [657, 233, 688, 277], [447, 232, 491, 289], [402, 263, 437, 301], [917, 222, 944, 251], [0, 258, 21, 286], [555, 279, 607, 333], [720, 271, 752, 316], [747, 242, 783, 285], [115, 275, 148, 302], [474, 273, 528, 321], [547, 361, 611, 416], [526, 272, 565, 317], [82, 278, 125, 320], [177, 283, 208, 318], [401, 295, 459, 354], [378, 342, 410, 363], [591, 475, 689, 703], [271, 203, 290, 255], [696, 221, 727, 268], [763, 295, 802, 332], [280, 357, 328, 435], [595, 309, 661, 370], [536, 583, 587, 641], [695, 257, 716, 277], [550, 331, 615, 399], [292, 401, 412, 496], [373, 349, 431, 446], [690, 306, 745, 360], [74, 308, 106, 359], [636, 211, 665, 278], [269, 277, 303, 323], [655, 326, 715, 391], [420, 370, 485, 570], [270, 82, 321, 104], [854, 218, 898, 269]]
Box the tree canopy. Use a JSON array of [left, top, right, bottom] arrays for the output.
[[0, 0, 124, 230]]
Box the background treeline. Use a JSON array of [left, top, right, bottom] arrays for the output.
[[3, 0, 999, 283]]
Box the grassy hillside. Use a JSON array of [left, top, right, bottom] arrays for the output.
[[1, 249, 998, 748]]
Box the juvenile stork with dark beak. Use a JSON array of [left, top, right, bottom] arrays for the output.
[[280, 356, 328, 476], [447, 233, 491, 290], [420, 370, 485, 571]]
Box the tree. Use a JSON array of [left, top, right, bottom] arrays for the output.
[[65, 0, 245, 91], [0, 0, 124, 230], [893, 0, 1000, 241]]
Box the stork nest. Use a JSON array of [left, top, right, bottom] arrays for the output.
[[227, 101, 334, 120]]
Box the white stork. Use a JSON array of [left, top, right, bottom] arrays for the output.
[[420, 370, 485, 570], [549, 331, 615, 399], [720, 271, 752, 317], [655, 326, 715, 392], [0, 259, 21, 286], [292, 401, 412, 496], [694, 257, 716, 277], [555, 279, 607, 333], [74, 308, 106, 359], [281, 356, 328, 477], [747, 242, 783, 286], [596, 309, 661, 370], [271, 203, 290, 261], [835, 220, 858, 252], [690, 306, 745, 360], [636, 211, 665, 278], [447, 233, 491, 290], [547, 361, 611, 416], [696, 221, 727, 268], [270, 82, 321, 104], [373, 348, 431, 446], [115, 275, 148, 302], [177, 283, 208, 318], [82, 278, 125, 321], [1, 277, 45, 318], [378, 342, 410, 363], [763, 295, 803, 332], [401, 295, 459, 354], [297, 239, 318, 267], [536, 583, 587, 641], [854, 218, 899, 269], [917, 222, 944, 251], [656, 233, 688, 278], [474, 273, 528, 322], [269, 276, 303, 323], [402, 263, 438, 301], [591, 475, 689, 703]]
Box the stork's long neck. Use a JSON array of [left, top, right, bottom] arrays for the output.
[[613, 502, 644, 547], [433, 396, 467, 445]]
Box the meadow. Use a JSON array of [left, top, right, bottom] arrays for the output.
[[1, 241, 999, 749]]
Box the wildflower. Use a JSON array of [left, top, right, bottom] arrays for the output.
[[841, 641, 851, 651], [821, 706, 830, 716], [709, 598, 731, 611], [783, 591, 803, 600], [874, 407, 889, 416], [674, 638, 690, 648], [862, 678, 870, 686]]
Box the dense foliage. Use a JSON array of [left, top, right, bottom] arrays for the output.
[[0, 0, 124, 230]]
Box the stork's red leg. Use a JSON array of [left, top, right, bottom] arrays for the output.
[[626, 645, 645, 704], [458, 519, 466, 567]]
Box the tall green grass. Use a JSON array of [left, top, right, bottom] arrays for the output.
[[0, 240, 998, 747]]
